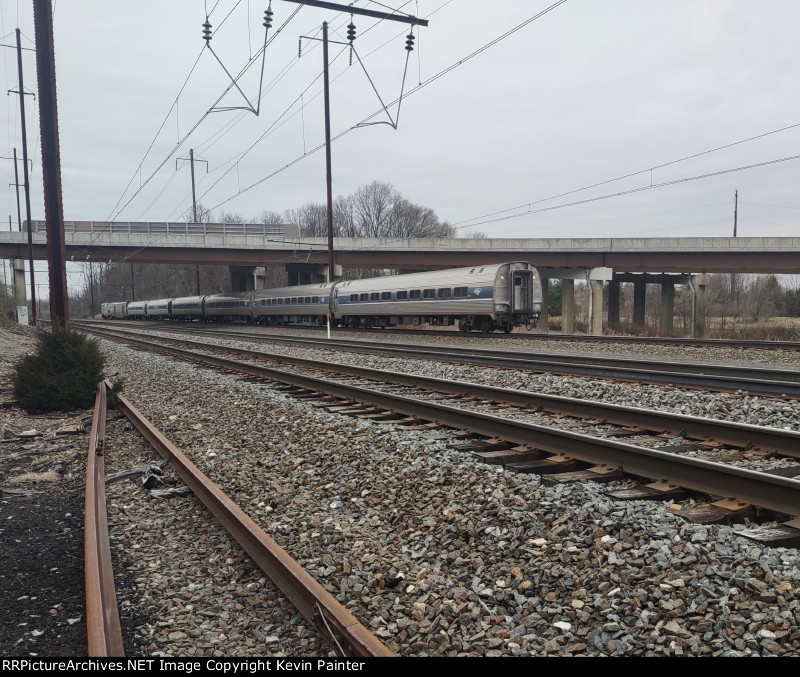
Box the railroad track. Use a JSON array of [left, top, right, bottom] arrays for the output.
[[78, 320, 800, 397], [302, 326, 800, 352], [84, 379, 393, 658], [84, 319, 800, 351], [84, 324, 800, 546]]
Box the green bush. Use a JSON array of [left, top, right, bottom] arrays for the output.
[[13, 329, 107, 413]]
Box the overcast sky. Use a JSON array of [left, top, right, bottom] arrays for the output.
[[1, 0, 799, 298]]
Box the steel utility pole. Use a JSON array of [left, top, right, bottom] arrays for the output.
[[13, 30, 37, 326], [733, 189, 738, 237], [288, 0, 428, 336], [177, 149, 208, 295], [130, 262, 135, 301], [33, 0, 69, 327]]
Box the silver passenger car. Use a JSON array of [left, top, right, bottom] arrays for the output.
[[171, 296, 205, 321], [251, 282, 335, 326], [331, 262, 541, 332], [146, 298, 172, 319], [203, 293, 253, 322], [126, 301, 147, 318]]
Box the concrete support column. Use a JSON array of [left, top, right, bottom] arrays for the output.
[[537, 278, 549, 332], [13, 258, 27, 322], [590, 280, 604, 335], [660, 283, 675, 335], [561, 278, 575, 334], [694, 274, 709, 338], [633, 280, 646, 327], [253, 267, 267, 291], [607, 280, 620, 332]]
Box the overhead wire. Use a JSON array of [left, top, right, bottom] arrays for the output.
[[452, 121, 800, 228], [163, 1, 416, 221], [206, 0, 570, 211]]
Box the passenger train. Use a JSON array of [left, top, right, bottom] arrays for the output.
[[101, 262, 542, 333]]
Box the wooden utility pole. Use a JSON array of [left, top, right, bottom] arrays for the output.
[[733, 189, 738, 237], [129, 262, 135, 301], [33, 1, 69, 327], [14, 29, 37, 326]]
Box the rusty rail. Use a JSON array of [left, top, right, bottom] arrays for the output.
[[107, 380, 393, 658], [85, 383, 124, 656]]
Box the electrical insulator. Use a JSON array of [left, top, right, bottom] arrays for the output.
[[298, 37, 303, 58], [405, 32, 415, 51], [347, 22, 356, 43], [263, 7, 273, 29], [202, 18, 213, 42]]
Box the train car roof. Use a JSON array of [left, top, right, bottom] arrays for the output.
[[334, 262, 534, 293], [252, 281, 336, 299]]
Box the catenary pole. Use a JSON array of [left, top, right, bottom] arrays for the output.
[[33, 1, 69, 327], [15, 29, 36, 326]]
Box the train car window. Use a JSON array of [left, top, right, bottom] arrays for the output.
[[350, 294, 358, 302], [313, 296, 320, 303], [397, 291, 408, 300], [370, 292, 379, 301], [409, 290, 421, 299], [305, 297, 312, 303], [360, 293, 369, 301], [514, 278, 523, 286], [437, 288, 452, 299], [381, 292, 391, 301], [423, 289, 435, 299], [454, 287, 468, 297]]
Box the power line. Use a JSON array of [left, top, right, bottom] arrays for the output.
[[452, 153, 800, 230], [207, 0, 569, 211], [163, 1, 418, 221], [452, 120, 800, 228]]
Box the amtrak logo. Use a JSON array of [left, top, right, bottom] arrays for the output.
[[473, 289, 481, 296]]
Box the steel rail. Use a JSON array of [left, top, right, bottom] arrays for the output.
[[107, 380, 393, 658], [85, 383, 125, 656], [269, 325, 800, 352], [79, 319, 800, 351], [84, 325, 800, 457], [76, 321, 800, 396], [90, 332, 800, 517]]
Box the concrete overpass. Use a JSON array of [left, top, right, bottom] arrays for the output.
[[3, 223, 798, 337], [0, 224, 798, 273]]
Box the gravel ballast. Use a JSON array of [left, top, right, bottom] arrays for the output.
[[98, 336, 800, 657], [109, 327, 800, 432]]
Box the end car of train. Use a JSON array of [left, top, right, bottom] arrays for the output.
[[100, 261, 542, 333]]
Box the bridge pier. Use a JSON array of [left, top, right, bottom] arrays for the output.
[[608, 280, 620, 332], [229, 266, 270, 292], [537, 278, 549, 332], [589, 280, 604, 335], [12, 258, 27, 324], [692, 274, 709, 338], [561, 279, 575, 334], [660, 282, 675, 334], [633, 279, 646, 328]]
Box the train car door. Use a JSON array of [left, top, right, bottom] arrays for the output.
[[511, 270, 533, 313]]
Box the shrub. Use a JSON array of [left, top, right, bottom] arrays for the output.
[[13, 329, 108, 414]]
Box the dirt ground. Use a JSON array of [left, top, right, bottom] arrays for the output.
[[0, 324, 88, 657]]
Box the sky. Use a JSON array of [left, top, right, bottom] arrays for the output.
[[0, 0, 799, 299]]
